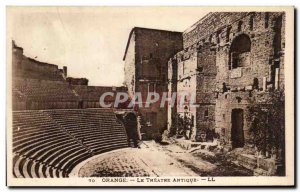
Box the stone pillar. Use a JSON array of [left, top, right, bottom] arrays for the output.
[[263, 77, 267, 91], [268, 65, 272, 81], [147, 83, 150, 93], [275, 68, 279, 89], [137, 115, 142, 140]]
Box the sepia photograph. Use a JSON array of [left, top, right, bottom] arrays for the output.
[[6, 6, 294, 187]]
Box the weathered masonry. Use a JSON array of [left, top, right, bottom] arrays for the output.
[[12, 41, 127, 110], [167, 12, 285, 148], [123, 12, 285, 148], [123, 27, 183, 139]]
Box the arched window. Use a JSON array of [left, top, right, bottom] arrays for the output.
[[229, 34, 251, 70]]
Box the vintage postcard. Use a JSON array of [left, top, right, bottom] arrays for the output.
[[6, 6, 294, 187]]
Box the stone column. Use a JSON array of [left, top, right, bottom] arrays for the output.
[[275, 68, 279, 89], [263, 77, 267, 91]]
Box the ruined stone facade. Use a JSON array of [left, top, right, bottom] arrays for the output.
[[168, 12, 285, 148], [12, 41, 128, 110], [12, 41, 67, 81], [123, 27, 183, 139]]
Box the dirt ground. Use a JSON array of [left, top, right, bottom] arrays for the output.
[[77, 141, 252, 177]]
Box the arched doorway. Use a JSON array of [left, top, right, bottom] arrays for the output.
[[231, 108, 244, 148], [123, 112, 139, 147], [229, 34, 251, 70]]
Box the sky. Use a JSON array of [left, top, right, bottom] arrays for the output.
[[8, 7, 209, 86]]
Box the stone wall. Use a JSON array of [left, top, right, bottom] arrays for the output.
[[214, 12, 285, 147], [12, 41, 66, 81], [195, 42, 217, 141], [124, 31, 136, 98], [12, 42, 129, 111], [124, 28, 183, 139], [176, 50, 198, 140], [167, 56, 178, 135], [169, 12, 285, 146], [183, 12, 247, 48]]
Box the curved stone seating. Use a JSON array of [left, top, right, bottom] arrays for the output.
[[47, 109, 128, 153], [72, 85, 111, 101], [12, 109, 129, 178], [12, 78, 126, 110], [12, 80, 79, 106]]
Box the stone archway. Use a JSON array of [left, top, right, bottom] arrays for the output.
[[123, 112, 139, 147], [229, 34, 251, 70]]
